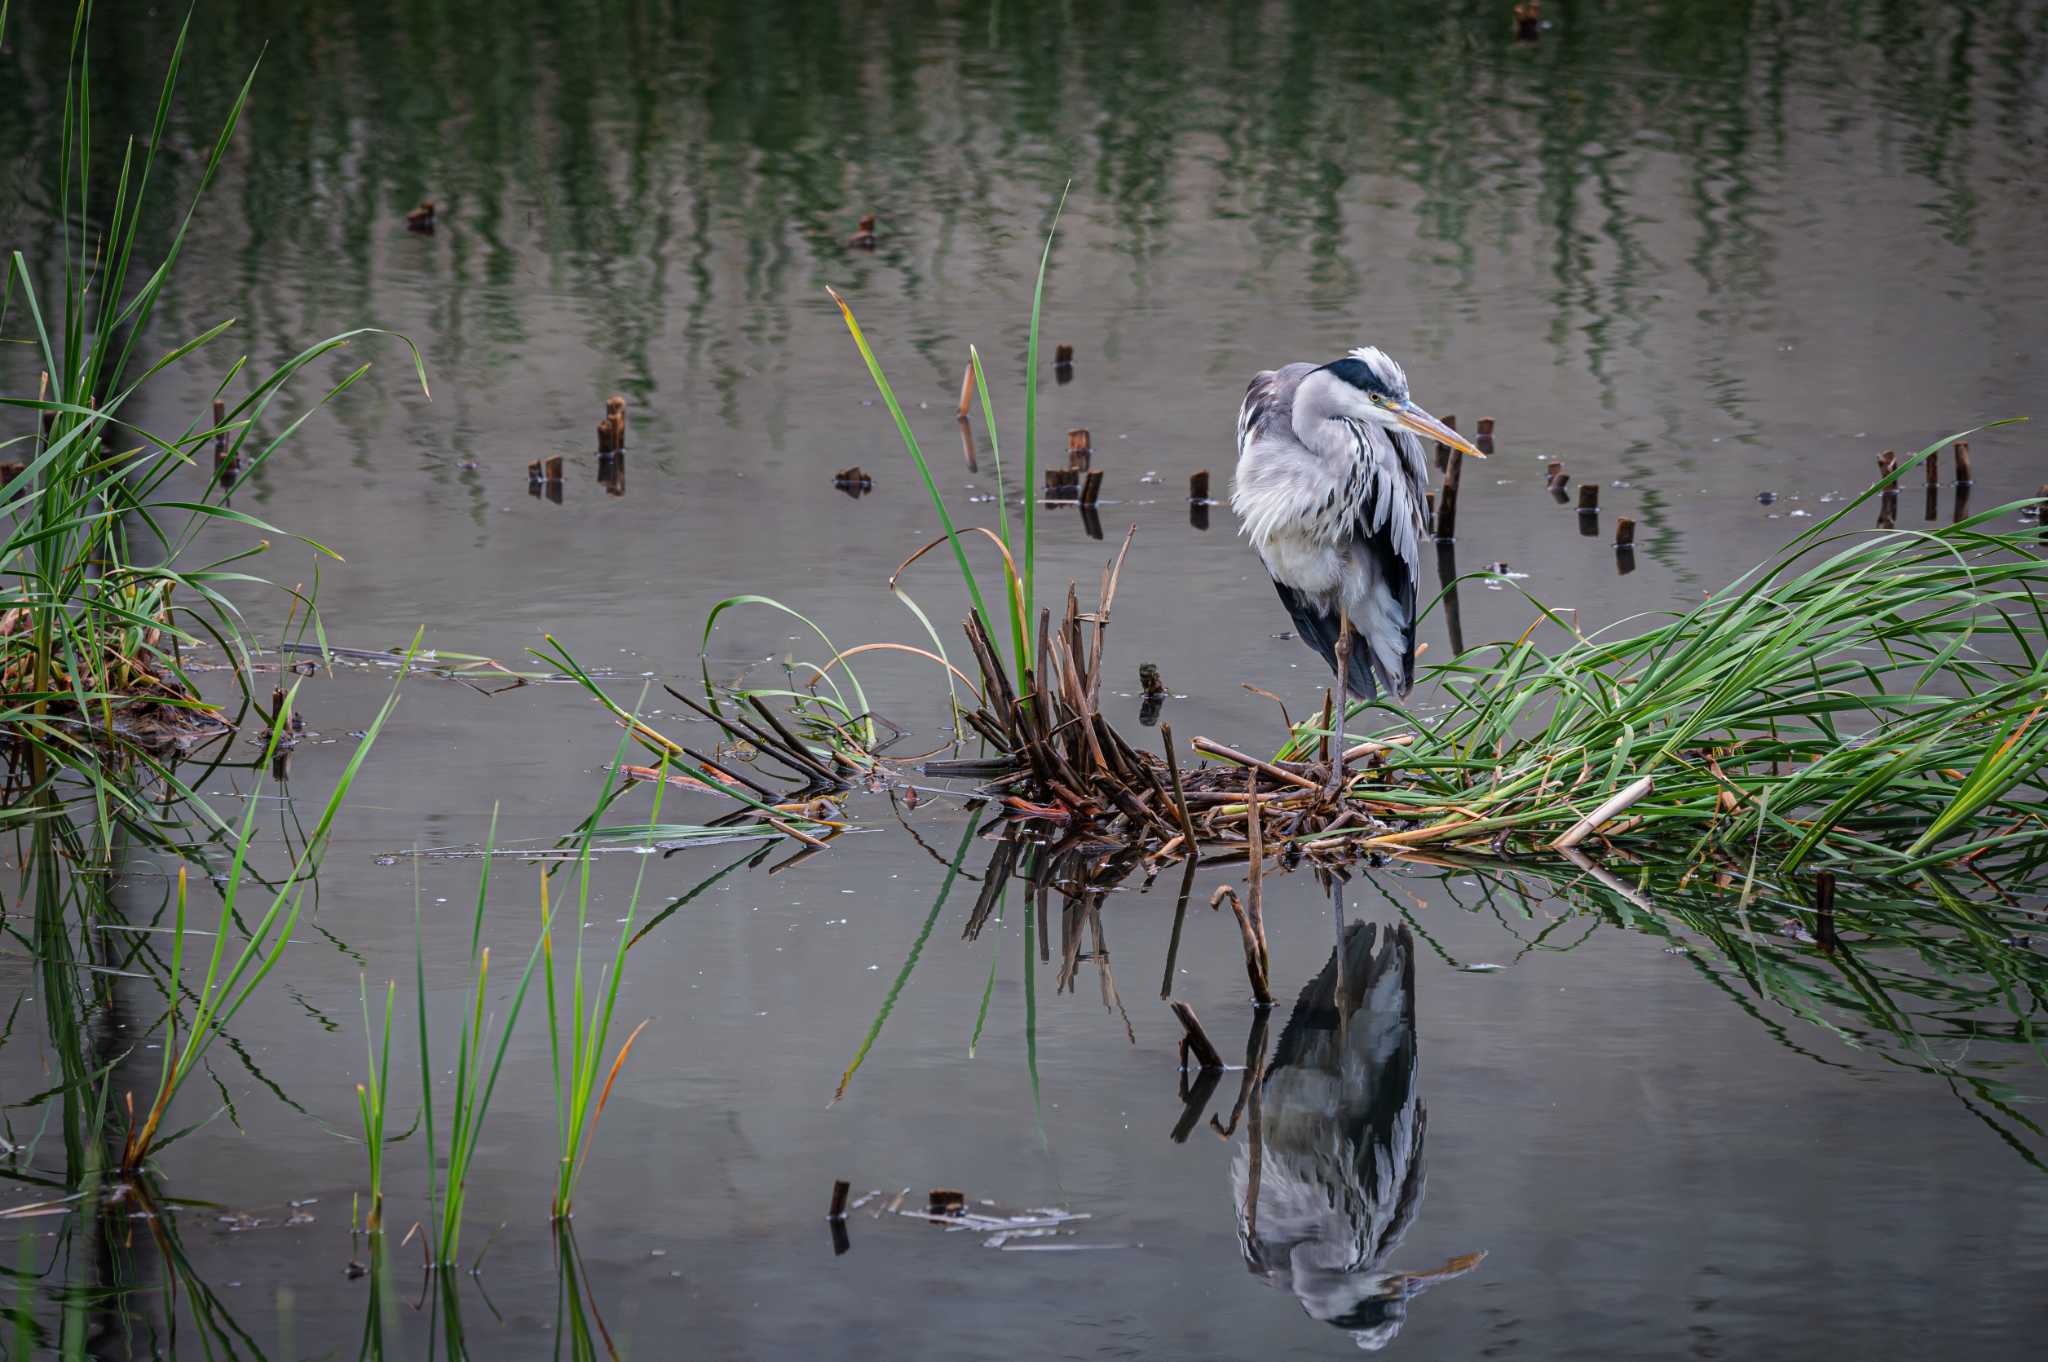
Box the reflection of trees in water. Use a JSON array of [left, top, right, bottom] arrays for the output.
[[4, 0, 2041, 435]]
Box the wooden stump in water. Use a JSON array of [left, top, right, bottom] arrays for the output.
[[606, 394, 627, 450], [1067, 428, 1092, 472]]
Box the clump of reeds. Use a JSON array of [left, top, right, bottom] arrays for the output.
[[1297, 433, 2046, 875], [415, 808, 541, 1270], [541, 735, 665, 1219], [120, 662, 406, 1174], [2, 1, 424, 857], [356, 976, 398, 1234]]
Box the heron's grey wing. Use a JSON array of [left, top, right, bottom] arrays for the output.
[[1342, 426, 1429, 697]]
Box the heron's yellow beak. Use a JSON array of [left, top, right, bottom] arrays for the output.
[[1392, 401, 1484, 458]]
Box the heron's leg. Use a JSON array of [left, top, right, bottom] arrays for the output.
[[1328, 609, 1354, 798]]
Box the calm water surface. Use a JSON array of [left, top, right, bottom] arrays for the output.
[[4, 1, 2048, 1357]]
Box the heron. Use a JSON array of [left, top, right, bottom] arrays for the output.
[[1231, 347, 1482, 706], [1232, 920, 1484, 1350]]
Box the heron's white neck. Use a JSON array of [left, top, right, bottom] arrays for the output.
[[1290, 370, 1375, 465]]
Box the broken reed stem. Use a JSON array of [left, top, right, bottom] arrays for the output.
[[1190, 737, 1321, 793], [1170, 1001, 1224, 1072], [1340, 734, 1414, 763], [1159, 722, 1201, 851], [1553, 775, 1654, 849], [1243, 767, 1269, 980], [1210, 886, 1272, 1007]]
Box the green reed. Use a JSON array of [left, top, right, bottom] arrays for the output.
[[415, 807, 546, 1269], [119, 658, 406, 1173], [355, 976, 398, 1234], [1287, 429, 2046, 875], [1, 0, 424, 862], [827, 194, 1067, 685], [541, 732, 664, 1219]]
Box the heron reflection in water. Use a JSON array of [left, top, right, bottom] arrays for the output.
[[1233, 920, 1483, 1349]]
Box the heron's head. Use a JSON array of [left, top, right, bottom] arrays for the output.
[[1307, 346, 1482, 458]]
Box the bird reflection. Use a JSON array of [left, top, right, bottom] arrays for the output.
[[1233, 920, 1481, 1349]]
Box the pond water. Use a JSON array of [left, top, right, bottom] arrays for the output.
[[5, 1, 2048, 1357]]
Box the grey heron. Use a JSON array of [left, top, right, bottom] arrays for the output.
[[1231, 347, 1482, 703], [1233, 920, 1483, 1350]]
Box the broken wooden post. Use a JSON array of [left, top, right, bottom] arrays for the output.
[[1435, 430, 1466, 541], [927, 1189, 965, 1217], [828, 1180, 850, 1220], [1189, 470, 1210, 502], [1476, 416, 1495, 455], [405, 199, 436, 232], [1877, 448, 1898, 478], [1815, 871, 1839, 954], [1067, 428, 1091, 471], [1952, 440, 1972, 486], [1614, 516, 1635, 548], [847, 213, 877, 248], [544, 455, 564, 482], [1548, 460, 1571, 504], [1080, 469, 1104, 507], [834, 465, 873, 496], [1514, 0, 1542, 42], [1432, 414, 1458, 474], [1578, 482, 1599, 511], [597, 418, 616, 455], [1054, 343, 1074, 366], [1053, 343, 1074, 383], [1170, 1001, 1225, 1072], [607, 394, 627, 450]]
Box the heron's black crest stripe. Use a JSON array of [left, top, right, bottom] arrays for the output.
[[1321, 355, 1397, 399]]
